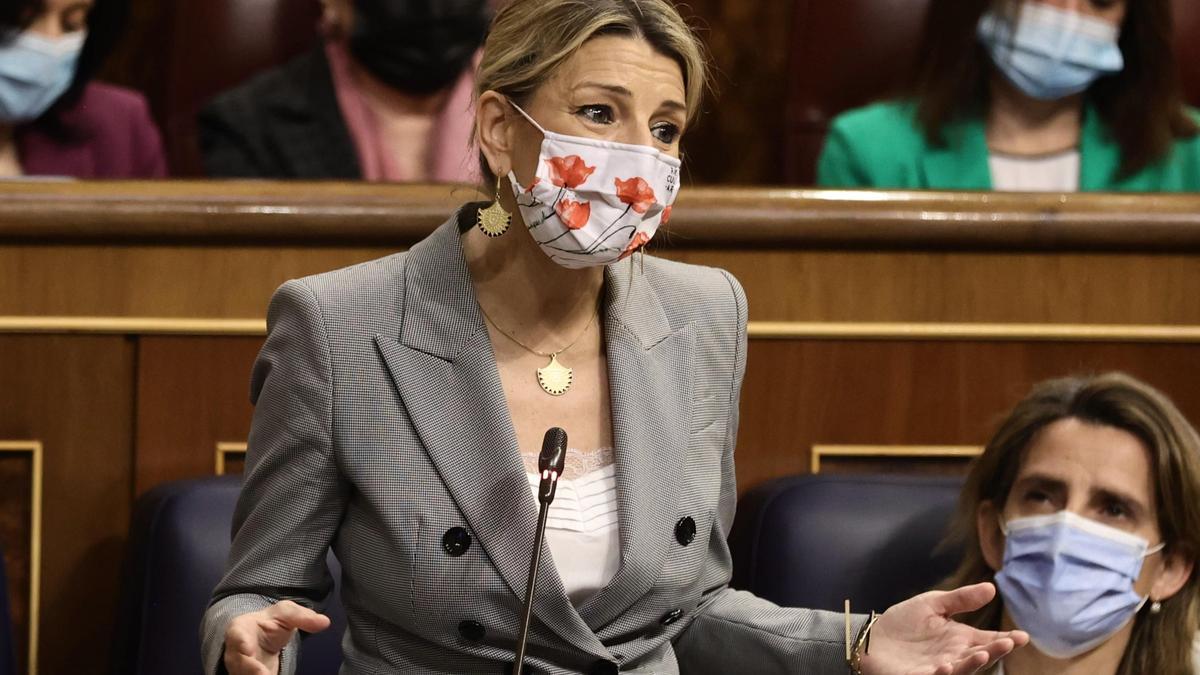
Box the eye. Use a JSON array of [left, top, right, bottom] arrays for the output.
[[61, 3, 91, 33], [1023, 489, 1050, 504], [651, 121, 681, 145], [575, 104, 614, 126], [1102, 500, 1131, 520]]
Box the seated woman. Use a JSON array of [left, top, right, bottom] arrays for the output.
[[201, 1, 1028, 673], [945, 372, 1199, 674], [198, 0, 487, 182], [0, 0, 166, 178], [817, 0, 1200, 191]]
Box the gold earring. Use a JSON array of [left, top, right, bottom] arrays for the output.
[[476, 175, 511, 237]]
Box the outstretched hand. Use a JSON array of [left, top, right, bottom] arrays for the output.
[[860, 582, 1029, 675], [223, 600, 331, 675]]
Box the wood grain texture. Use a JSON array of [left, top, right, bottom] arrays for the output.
[[6, 183, 1200, 250], [733, 339, 1200, 493], [135, 337, 262, 494], [0, 336, 134, 674], [0, 452, 33, 674]]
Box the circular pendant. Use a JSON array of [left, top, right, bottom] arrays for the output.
[[537, 354, 573, 396], [476, 202, 511, 237]]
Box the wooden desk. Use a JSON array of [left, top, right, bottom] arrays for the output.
[[3, 181, 1200, 672]]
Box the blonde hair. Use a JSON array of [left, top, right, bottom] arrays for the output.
[[474, 0, 708, 183], [942, 372, 1200, 675]]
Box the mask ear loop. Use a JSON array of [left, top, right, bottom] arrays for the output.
[[507, 99, 549, 136]]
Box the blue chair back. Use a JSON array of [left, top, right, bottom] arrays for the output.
[[112, 475, 346, 675], [729, 473, 966, 613]]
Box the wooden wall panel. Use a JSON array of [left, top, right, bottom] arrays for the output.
[[0, 336, 134, 674], [0, 451, 33, 674], [733, 339, 1200, 493], [135, 337, 262, 494]]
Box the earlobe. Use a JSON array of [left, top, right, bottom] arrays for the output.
[[977, 501, 1004, 572], [476, 91, 513, 178], [1150, 551, 1194, 603]]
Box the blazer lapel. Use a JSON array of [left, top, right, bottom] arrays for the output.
[[921, 115, 993, 190], [577, 260, 696, 630], [373, 214, 607, 657]]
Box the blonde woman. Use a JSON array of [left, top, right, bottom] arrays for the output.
[[201, 2, 1026, 673], [944, 372, 1200, 674]]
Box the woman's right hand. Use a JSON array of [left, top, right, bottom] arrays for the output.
[[223, 600, 331, 675]]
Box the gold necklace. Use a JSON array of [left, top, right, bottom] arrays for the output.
[[478, 303, 598, 396]]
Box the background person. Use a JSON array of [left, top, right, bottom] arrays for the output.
[[198, 0, 488, 181], [0, 0, 166, 178], [944, 372, 1200, 674], [817, 0, 1200, 191]]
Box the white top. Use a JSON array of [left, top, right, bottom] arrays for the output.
[[524, 448, 621, 605], [988, 149, 1080, 192]]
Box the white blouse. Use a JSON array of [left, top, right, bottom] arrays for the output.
[[524, 448, 621, 605], [988, 148, 1081, 192]]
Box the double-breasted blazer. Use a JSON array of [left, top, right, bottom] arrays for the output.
[[200, 207, 853, 674]]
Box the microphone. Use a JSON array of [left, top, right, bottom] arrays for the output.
[[513, 427, 568, 675]]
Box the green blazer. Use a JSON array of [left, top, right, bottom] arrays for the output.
[[816, 100, 1200, 191]]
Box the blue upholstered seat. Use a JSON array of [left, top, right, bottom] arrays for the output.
[[112, 475, 346, 675], [729, 473, 966, 614]]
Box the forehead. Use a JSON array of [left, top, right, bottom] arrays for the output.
[[545, 34, 686, 103], [1017, 417, 1154, 499], [41, 0, 92, 11]]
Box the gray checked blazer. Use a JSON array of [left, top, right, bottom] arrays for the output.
[[201, 206, 857, 674]]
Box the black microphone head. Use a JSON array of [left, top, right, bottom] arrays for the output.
[[538, 427, 567, 474]]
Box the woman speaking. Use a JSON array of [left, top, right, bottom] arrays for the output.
[[201, 1, 1027, 673]]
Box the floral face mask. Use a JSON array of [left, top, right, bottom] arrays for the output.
[[506, 101, 682, 269]]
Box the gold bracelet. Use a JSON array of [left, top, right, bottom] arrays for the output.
[[845, 605, 880, 675]]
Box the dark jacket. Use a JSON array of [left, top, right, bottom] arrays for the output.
[[198, 47, 360, 179]]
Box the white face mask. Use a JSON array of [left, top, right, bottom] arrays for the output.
[[506, 101, 682, 269]]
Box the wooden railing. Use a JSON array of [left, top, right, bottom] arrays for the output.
[[4, 181, 1200, 674]]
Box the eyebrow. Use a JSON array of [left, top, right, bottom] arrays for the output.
[[1014, 472, 1148, 516], [574, 81, 687, 117]]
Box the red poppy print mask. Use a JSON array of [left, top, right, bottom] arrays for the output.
[[506, 102, 682, 269]]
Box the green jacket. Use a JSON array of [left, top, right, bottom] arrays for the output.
[[816, 100, 1200, 191]]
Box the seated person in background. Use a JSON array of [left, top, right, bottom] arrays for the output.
[[818, 0, 1200, 192], [199, 0, 488, 182], [0, 0, 166, 178], [944, 372, 1200, 674]]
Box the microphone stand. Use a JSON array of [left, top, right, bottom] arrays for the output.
[[513, 492, 552, 675], [514, 428, 567, 675]]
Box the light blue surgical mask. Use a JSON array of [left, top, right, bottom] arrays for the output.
[[977, 3, 1123, 101], [0, 30, 86, 123], [995, 510, 1164, 659]]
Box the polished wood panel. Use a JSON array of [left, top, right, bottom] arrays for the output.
[[6, 183, 1200, 250], [734, 339, 1200, 493], [0, 337, 134, 674], [0, 450, 33, 674], [135, 337, 260, 494]]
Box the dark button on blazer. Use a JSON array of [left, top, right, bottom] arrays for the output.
[[201, 207, 861, 673]]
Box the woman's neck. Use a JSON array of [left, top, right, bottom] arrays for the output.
[[986, 72, 1084, 156], [0, 125, 21, 177], [999, 611, 1131, 675], [461, 184, 605, 351]]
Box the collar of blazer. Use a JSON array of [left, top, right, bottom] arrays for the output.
[[373, 208, 697, 658]]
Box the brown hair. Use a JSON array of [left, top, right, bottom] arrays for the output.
[[909, 0, 1198, 178], [473, 0, 708, 184], [943, 373, 1200, 674]]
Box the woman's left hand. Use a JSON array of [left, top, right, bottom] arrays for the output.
[[860, 582, 1029, 675]]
